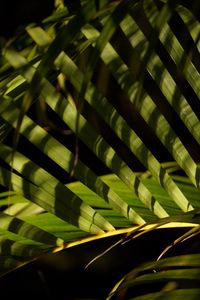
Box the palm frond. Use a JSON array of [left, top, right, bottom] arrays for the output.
[[107, 253, 200, 299], [0, 1, 200, 289]]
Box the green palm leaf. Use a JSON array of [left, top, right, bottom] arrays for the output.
[[0, 1, 200, 297], [107, 254, 200, 299]]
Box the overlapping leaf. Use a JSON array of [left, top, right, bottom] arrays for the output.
[[0, 0, 200, 290]]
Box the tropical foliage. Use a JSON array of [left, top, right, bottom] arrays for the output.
[[0, 0, 200, 298]]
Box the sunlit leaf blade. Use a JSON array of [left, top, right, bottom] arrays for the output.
[[42, 76, 170, 218], [80, 23, 198, 192], [0, 212, 63, 246], [2, 51, 169, 220], [0, 97, 145, 225], [22, 212, 88, 242], [0, 163, 110, 234], [120, 6, 200, 188], [55, 39, 193, 213], [0, 143, 115, 232], [0, 237, 49, 258], [3, 202, 44, 217]]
